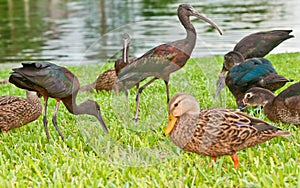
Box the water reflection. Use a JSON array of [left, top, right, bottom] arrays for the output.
[[0, 0, 298, 65]]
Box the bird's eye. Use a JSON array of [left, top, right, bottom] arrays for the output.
[[245, 93, 252, 99], [174, 103, 178, 107]]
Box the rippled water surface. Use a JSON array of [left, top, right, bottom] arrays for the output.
[[0, 0, 299, 65]]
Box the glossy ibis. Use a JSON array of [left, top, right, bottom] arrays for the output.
[[0, 91, 42, 133], [115, 4, 222, 121], [114, 33, 137, 75], [9, 62, 109, 140], [165, 93, 290, 169], [215, 30, 294, 98], [243, 82, 300, 125], [225, 58, 292, 109]]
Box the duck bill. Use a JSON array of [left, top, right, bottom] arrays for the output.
[[97, 114, 109, 133], [164, 113, 178, 136], [193, 11, 223, 35]]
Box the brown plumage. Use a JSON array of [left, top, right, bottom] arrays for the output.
[[165, 93, 290, 169], [0, 91, 42, 133], [80, 68, 117, 92], [243, 83, 300, 125], [116, 4, 222, 121], [80, 33, 135, 93]]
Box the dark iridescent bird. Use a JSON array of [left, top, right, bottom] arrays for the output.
[[225, 58, 292, 109], [9, 62, 109, 140], [243, 82, 300, 125], [114, 33, 137, 76], [115, 4, 222, 121], [165, 93, 290, 169], [80, 33, 136, 93], [0, 91, 42, 133], [215, 30, 294, 98]]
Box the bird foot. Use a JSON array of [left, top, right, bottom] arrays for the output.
[[132, 117, 138, 122]]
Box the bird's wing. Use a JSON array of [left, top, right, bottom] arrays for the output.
[[229, 58, 276, 86], [117, 44, 178, 86], [233, 30, 294, 58], [10, 62, 79, 98], [277, 82, 300, 110]]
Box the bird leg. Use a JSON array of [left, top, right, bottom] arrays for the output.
[[164, 80, 170, 103], [52, 99, 65, 140], [231, 153, 240, 169], [133, 78, 158, 121], [208, 156, 217, 168], [43, 96, 51, 140]]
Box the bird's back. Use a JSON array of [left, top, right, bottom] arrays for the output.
[[117, 40, 192, 90], [9, 62, 80, 99], [171, 108, 289, 157], [233, 30, 294, 59], [0, 92, 42, 132]]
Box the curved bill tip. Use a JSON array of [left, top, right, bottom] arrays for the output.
[[97, 115, 109, 133], [193, 12, 223, 35]]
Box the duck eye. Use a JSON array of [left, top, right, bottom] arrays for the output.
[[246, 93, 252, 99]]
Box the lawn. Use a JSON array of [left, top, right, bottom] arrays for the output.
[[0, 52, 299, 187]]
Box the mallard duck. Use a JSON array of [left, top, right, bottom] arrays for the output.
[[0, 91, 42, 133], [225, 58, 291, 109], [80, 68, 117, 92], [165, 93, 290, 169], [80, 33, 135, 93], [215, 30, 294, 98], [243, 82, 300, 125]]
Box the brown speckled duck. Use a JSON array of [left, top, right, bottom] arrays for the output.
[[0, 91, 42, 133], [243, 82, 300, 125], [79, 68, 116, 92], [165, 93, 290, 169], [80, 33, 135, 93]]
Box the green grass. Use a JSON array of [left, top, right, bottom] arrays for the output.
[[0, 52, 299, 187]]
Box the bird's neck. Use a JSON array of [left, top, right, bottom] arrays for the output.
[[260, 91, 276, 107], [62, 96, 85, 115], [179, 16, 197, 54], [122, 46, 129, 63]]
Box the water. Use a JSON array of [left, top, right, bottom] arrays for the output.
[[0, 0, 299, 65]]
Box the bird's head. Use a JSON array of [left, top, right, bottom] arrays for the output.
[[223, 51, 245, 71], [79, 100, 109, 134], [242, 87, 274, 108], [178, 4, 223, 35], [164, 93, 200, 135]]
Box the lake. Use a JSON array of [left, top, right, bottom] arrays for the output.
[[0, 0, 299, 65]]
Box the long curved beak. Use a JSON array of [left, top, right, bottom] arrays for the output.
[[192, 10, 223, 35], [122, 33, 130, 63], [164, 113, 178, 136], [214, 66, 227, 99], [97, 113, 109, 133]]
